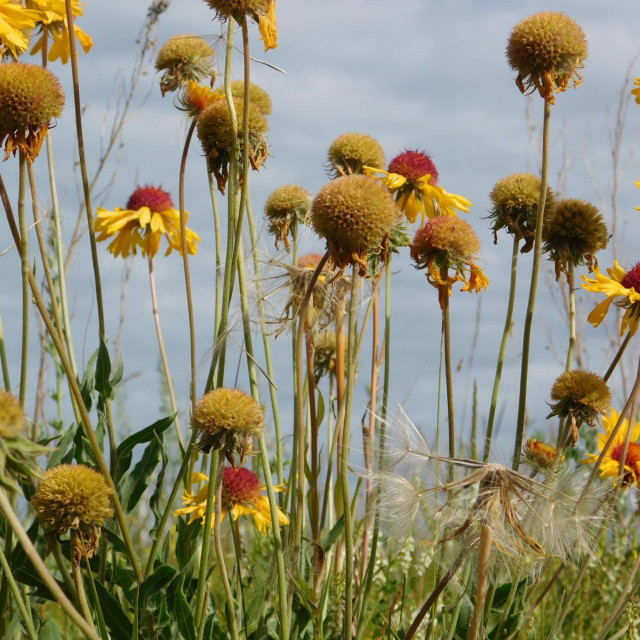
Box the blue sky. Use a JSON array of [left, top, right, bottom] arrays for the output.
[[2, 0, 640, 458]]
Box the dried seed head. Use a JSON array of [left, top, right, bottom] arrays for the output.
[[231, 80, 272, 115], [0, 389, 24, 438], [264, 184, 312, 250], [488, 172, 556, 252], [31, 464, 113, 562], [543, 198, 608, 277], [410, 216, 481, 269], [327, 133, 385, 178], [155, 34, 215, 95], [0, 63, 64, 162], [311, 174, 396, 274], [507, 12, 588, 103], [204, 0, 267, 19], [192, 388, 264, 462]]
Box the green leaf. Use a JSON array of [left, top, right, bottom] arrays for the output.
[[93, 580, 134, 640], [141, 564, 178, 601], [172, 576, 196, 640], [320, 515, 344, 551], [315, 389, 325, 426], [116, 414, 176, 483], [95, 338, 113, 400], [110, 356, 125, 388], [38, 618, 63, 640], [150, 443, 169, 541], [79, 346, 100, 411], [119, 436, 162, 512]]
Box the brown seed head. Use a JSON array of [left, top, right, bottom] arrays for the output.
[[203, 0, 268, 19], [155, 34, 215, 95], [327, 133, 385, 178]]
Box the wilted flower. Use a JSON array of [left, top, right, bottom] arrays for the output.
[[175, 466, 288, 534], [506, 11, 588, 103], [155, 33, 215, 95], [191, 388, 264, 464], [327, 132, 385, 179], [0, 62, 64, 162], [95, 185, 200, 259], [547, 370, 611, 445], [365, 149, 471, 223], [488, 172, 556, 252], [264, 184, 311, 250], [524, 438, 565, 471], [581, 261, 640, 336], [31, 464, 113, 563], [311, 174, 397, 276], [177, 80, 219, 118], [410, 216, 488, 308], [313, 330, 336, 379], [543, 198, 608, 281]]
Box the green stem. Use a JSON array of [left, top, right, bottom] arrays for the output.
[[441, 271, 455, 475], [17, 153, 28, 408], [484, 236, 519, 462], [513, 99, 552, 471], [208, 172, 223, 352], [565, 263, 575, 371], [71, 537, 97, 633], [467, 524, 492, 640], [0, 308, 11, 391], [0, 544, 37, 640]]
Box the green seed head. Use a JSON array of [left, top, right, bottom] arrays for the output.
[[264, 184, 312, 249], [311, 175, 397, 274], [231, 80, 272, 115], [327, 133, 385, 178], [507, 12, 588, 103], [155, 34, 215, 95]]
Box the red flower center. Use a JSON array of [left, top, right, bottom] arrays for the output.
[[222, 467, 260, 505], [126, 185, 174, 212], [611, 442, 640, 484], [388, 150, 438, 185], [621, 262, 640, 292]]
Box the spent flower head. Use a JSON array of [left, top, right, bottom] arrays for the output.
[[488, 172, 556, 252], [231, 80, 272, 115], [506, 11, 588, 103], [95, 185, 200, 259], [31, 464, 113, 563], [0, 62, 64, 162], [264, 184, 311, 250], [523, 438, 565, 471], [327, 132, 385, 179], [192, 388, 264, 464], [155, 33, 215, 95]]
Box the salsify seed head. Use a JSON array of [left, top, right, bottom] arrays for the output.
[[621, 262, 640, 291], [488, 172, 556, 251], [192, 388, 264, 462], [127, 185, 174, 211], [327, 133, 385, 178], [311, 174, 396, 275], [155, 34, 215, 95], [388, 149, 438, 185], [231, 80, 272, 115], [543, 198, 608, 277], [410, 216, 480, 268], [0, 389, 25, 438], [0, 63, 65, 162], [264, 184, 312, 249], [222, 466, 261, 505], [507, 11, 588, 103]]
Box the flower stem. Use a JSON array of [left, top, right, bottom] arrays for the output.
[[71, 536, 97, 633], [565, 263, 576, 371], [467, 524, 492, 640], [603, 331, 632, 382], [147, 255, 183, 448], [513, 99, 552, 471], [0, 544, 36, 640], [17, 153, 28, 408], [440, 271, 456, 476], [484, 237, 519, 461], [0, 309, 11, 391]]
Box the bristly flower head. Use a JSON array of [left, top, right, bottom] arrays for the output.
[[264, 184, 312, 250], [192, 388, 264, 464], [175, 466, 288, 534], [547, 370, 611, 445], [488, 172, 556, 252], [507, 11, 588, 103], [365, 149, 471, 223], [411, 217, 488, 308], [543, 198, 608, 281], [95, 185, 200, 259], [231, 80, 272, 115], [197, 97, 269, 194], [31, 464, 113, 564], [326, 133, 386, 179], [0, 62, 64, 162], [155, 34, 215, 96], [581, 261, 640, 336], [311, 174, 397, 276]]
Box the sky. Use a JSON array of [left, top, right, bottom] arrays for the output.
[[2, 0, 640, 461]]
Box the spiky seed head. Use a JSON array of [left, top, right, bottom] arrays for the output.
[[327, 133, 385, 178], [388, 149, 438, 184], [31, 464, 113, 562], [311, 174, 396, 274], [192, 388, 264, 462], [0, 63, 64, 162], [0, 390, 24, 438], [264, 184, 312, 249], [203, 0, 268, 18], [126, 185, 174, 211], [231, 80, 272, 115], [548, 370, 611, 430], [543, 198, 608, 275], [155, 34, 215, 95], [410, 216, 480, 269], [488, 172, 556, 251], [506, 12, 588, 103]]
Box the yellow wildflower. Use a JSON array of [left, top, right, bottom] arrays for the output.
[[632, 78, 640, 105], [0, 0, 39, 59]]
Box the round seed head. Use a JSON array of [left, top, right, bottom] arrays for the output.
[[192, 388, 264, 462], [31, 464, 113, 561], [621, 263, 640, 292], [155, 34, 215, 95], [388, 149, 438, 185], [311, 174, 397, 274], [488, 172, 556, 251], [231, 80, 272, 115], [0, 63, 64, 162], [506, 12, 588, 103], [264, 184, 312, 249], [543, 198, 608, 275], [0, 390, 24, 438], [204, 0, 268, 19], [127, 185, 174, 211], [327, 133, 385, 178]]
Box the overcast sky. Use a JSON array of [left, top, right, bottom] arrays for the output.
[[2, 0, 640, 458]]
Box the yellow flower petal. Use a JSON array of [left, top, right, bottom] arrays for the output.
[[586, 296, 615, 328], [258, 0, 277, 52]]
